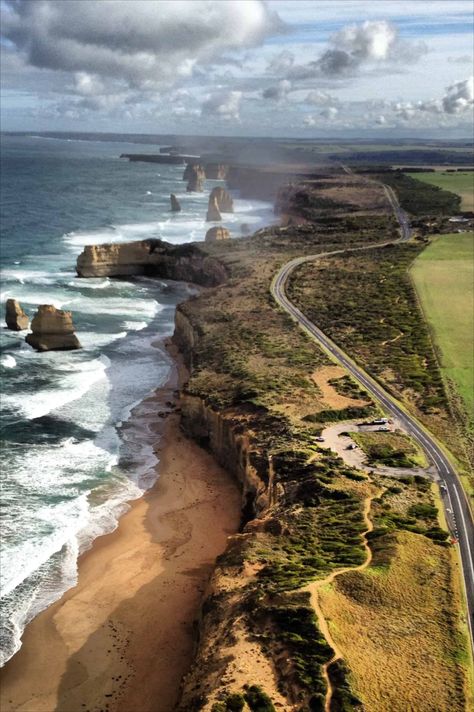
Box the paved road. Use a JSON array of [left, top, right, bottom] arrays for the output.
[[270, 216, 474, 656]]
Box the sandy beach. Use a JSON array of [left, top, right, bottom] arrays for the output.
[[0, 342, 242, 712]]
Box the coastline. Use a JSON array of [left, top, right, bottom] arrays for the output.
[[0, 340, 242, 712]]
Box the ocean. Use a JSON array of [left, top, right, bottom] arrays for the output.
[[0, 133, 274, 666]]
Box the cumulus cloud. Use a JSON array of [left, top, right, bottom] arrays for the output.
[[393, 76, 473, 119], [262, 79, 292, 101], [288, 20, 426, 80], [1, 0, 282, 93], [320, 106, 339, 119], [442, 76, 474, 114], [201, 90, 242, 120], [305, 90, 336, 106]]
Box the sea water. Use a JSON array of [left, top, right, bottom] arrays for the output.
[[0, 133, 275, 665]]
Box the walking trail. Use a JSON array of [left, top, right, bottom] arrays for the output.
[[303, 488, 382, 712]]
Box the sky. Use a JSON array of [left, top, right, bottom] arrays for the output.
[[1, 0, 473, 137]]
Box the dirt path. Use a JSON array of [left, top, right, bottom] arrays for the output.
[[303, 490, 381, 712]]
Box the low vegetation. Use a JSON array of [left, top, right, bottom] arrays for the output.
[[406, 171, 474, 211], [350, 430, 428, 469], [372, 172, 461, 215]]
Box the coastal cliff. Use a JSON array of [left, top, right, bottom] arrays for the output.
[[76, 239, 228, 286]]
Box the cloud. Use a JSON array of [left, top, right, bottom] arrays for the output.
[[267, 50, 295, 74], [334, 20, 397, 61], [442, 76, 474, 113], [287, 19, 426, 80], [394, 76, 473, 118], [305, 90, 336, 105], [448, 55, 473, 64], [262, 79, 292, 101], [201, 90, 242, 120], [320, 106, 339, 119], [1, 0, 282, 91]]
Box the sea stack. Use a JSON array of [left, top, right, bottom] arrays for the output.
[[170, 193, 181, 212], [205, 164, 229, 180], [5, 299, 29, 331], [205, 227, 231, 242], [185, 165, 206, 192], [209, 186, 234, 213], [25, 305, 82, 352], [206, 197, 222, 222]]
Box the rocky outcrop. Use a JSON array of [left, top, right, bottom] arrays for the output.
[[76, 241, 154, 277], [76, 239, 228, 287], [184, 164, 206, 192], [209, 186, 234, 213], [25, 305, 81, 352], [5, 299, 29, 331], [205, 227, 230, 242], [170, 193, 181, 212], [205, 163, 229, 180], [206, 197, 222, 222]]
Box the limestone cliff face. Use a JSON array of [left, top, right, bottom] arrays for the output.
[[170, 193, 181, 212], [209, 186, 234, 213], [26, 305, 81, 351], [206, 197, 222, 222], [205, 227, 230, 242], [185, 165, 206, 192], [204, 163, 229, 180], [76, 239, 228, 287], [173, 307, 274, 516], [76, 241, 153, 277], [5, 299, 29, 331], [173, 307, 284, 711]]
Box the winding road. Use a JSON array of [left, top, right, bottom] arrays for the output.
[[270, 188, 474, 656]]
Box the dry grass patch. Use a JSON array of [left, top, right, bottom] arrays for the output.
[[312, 366, 369, 410], [318, 532, 468, 712]]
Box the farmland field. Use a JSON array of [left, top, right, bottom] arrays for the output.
[[407, 171, 474, 210], [411, 233, 474, 420]]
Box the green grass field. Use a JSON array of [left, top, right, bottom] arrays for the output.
[[411, 233, 474, 420], [407, 172, 474, 210]]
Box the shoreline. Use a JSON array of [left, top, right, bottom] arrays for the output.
[[0, 339, 242, 712]]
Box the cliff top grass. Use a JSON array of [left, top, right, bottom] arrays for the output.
[[319, 530, 468, 712], [411, 232, 474, 423]]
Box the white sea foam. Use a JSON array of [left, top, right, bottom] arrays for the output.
[[74, 296, 161, 318], [68, 277, 113, 289], [122, 320, 148, 331], [1, 355, 16, 368], [2, 356, 108, 420], [0, 269, 65, 286]]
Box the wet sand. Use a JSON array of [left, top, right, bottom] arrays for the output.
[[0, 343, 242, 712]]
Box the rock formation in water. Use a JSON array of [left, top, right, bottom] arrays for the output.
[[76, 239, 228, 286], [185, 164, 206, 192], [25, 305, 82, 351], [204, 164, 229, 180], [209, 186, 234, 213], [206, 197, 222, 222], [170, 194, 181, 212], [205, 227, 230, 242], [5, 299, 29, 331]]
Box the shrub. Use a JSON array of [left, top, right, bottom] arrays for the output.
[[244, 685, 276, 712]]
